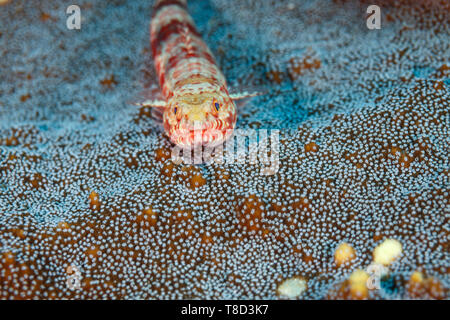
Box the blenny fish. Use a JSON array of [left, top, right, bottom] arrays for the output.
[[143, 0, 258, 148]]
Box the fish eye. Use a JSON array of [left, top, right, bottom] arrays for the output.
[[173, 106, 178, 115], [211, 99, 220, 114]]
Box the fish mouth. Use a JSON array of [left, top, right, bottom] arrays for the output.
[[170, 126, 234, 149]]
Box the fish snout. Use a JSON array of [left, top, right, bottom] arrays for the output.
[[170, 119, 234, 148]]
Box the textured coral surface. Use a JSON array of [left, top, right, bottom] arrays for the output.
[[0, 0, 449, 299]]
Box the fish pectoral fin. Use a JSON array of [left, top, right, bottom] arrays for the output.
[[133, 84, 166, 108], [229, 91, 264, 100], [135, 99, 166, 108]]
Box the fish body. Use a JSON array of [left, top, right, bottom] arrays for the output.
[[148, 0, 255, 148]]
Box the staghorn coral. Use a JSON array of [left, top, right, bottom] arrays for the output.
[[0, 0, 449, 299]]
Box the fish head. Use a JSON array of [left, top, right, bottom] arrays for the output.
[[163, 91, 237, 148]]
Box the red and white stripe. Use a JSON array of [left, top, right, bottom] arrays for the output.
[[150, 0, 237, 148]]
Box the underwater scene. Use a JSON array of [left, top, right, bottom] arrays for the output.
[[0, 0, 449, 300]]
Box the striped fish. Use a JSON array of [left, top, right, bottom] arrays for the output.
[[143, 0, 258, 148]]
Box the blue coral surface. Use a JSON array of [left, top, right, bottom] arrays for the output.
[[0, 0, 449, 299]]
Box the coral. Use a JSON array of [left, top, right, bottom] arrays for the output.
[[347, 270, 370, 300], [373, 239, 402, 266], [334, 242, 356, 267], [0, 0, 448, 299], [277, 277, 307, 298], [407, 271, 446, 300]]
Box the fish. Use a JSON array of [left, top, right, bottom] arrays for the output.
[[141, 0, 259, 149]]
